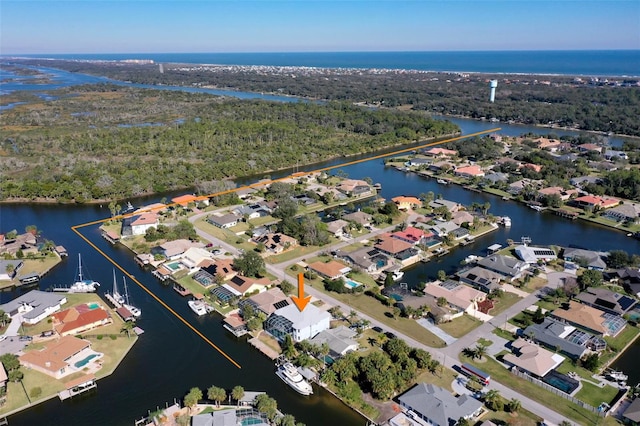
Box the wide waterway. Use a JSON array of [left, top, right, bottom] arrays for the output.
[[2, 64, 640, 424]]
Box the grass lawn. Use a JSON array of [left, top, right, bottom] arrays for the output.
[[575, 382, 619, 407], [555, 359, 596, 381], [490, 292, 523, 316], [483, 410, 541, 426], [287, 266, 445, 348], [438, 314, 482, 338], [265, 239, 338, 264], [0, 254, 63, 290], [256, 331, 281, 355], [460, 354, 605, 425], [492, 328, 517, 341], [482, 187, 513, 199], [523, 276, 547, 291], [346, 271, 378, 288], [605, 325, 640, 353], [414, 366, 457, 392]]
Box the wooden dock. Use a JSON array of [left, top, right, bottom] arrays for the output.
[[59, 374, 96, 400], [556, 209, 579, 220]]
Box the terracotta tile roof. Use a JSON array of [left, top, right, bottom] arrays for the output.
[[53, 305, 110, 335], [308, 260, 351, 279], [375, 235, 414, 254], [391, 196, 421, 206], [19, 336, 90, 373], [552, 301, 607, 334], [171, 194, 199, 206], [131, 212, 158, 226]]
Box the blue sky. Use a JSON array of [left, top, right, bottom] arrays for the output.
[[1, 1, 638, 54]]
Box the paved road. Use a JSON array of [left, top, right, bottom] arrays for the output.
[[189, 209, 568, 424]]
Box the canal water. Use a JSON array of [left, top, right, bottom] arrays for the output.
[[2, 64, 640, 424]]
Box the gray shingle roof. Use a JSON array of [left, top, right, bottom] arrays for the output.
[[398, 383, 482, 426]]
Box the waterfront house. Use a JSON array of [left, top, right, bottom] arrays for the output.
[[307, 260, 351, 280], [424, 281, 486, 314], [575, 287, 636, 317], [429, 220, 460, 238], [326, 219, 349, 237], [429, 199, 462, 213], [121, 212, 159, 236], [239, 287, 290, 316], [264, 303, 331, 342], [604, 203, 640, 224], [551, 301, 626, 337], [222, 275, 271, 297], [569, 176, 602, 188], [335, 247, 389, 273], [535, 137, 561, 151], [455, 164, 485, 178], [308, 325, 359, 358], [171, 194, 209, 208], [616, 267, 640, 296], [152, 239, 205, 260], [134, 202, 167, 214], [523, 317, 602, 360], [572, 195, 620, 210], [233, 204, 269, 220], [252, 232, 297, 254], [179, 247, 214, 271], [428, 160, 455, 173], [336, 179, 372, 197], [503, 338, 564, 378], [406, 157, 432, 167], [0, 232, 37, 257], [537, 186, 579, 202], [0, 260, 23, 281], [391, 196, 422, 210], [514, 245, 557, 264], [451, 211, 474, 227], [193, 258, 236, 286], [421, 147, 458, 158], [577, 143, 603, 153], [52, 303, 112, 336], [457, 266, 502, 293], [192, 408, 268, 426], [374, 235, 418, 262], [562, 247, 606, 270], [396, 383, 482, 426], [391, 227, 430, 245], [477, 254, 529, 282], [508, 178, 539, 195], [342, 211, 373, 227], [19, 336, 93, 379], [0, 290, 67, 325], [483, 172, 509, 184], [622, 397, 640, 425], [207, 213, 239, 229]]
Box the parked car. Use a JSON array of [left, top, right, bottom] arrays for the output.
[[19, 335, 32, 342], [40, 330, 55, 338]]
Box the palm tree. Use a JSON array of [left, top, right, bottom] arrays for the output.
[[508, 398, 521, 413], [474, 343, 488, 360], [483, 389, 501, 410], [348, 310, 358, 325], [207, 385, 226, 408], [231, 385, 244, 406], [121, 320, 135, 339]]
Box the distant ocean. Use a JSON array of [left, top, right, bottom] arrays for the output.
[[13, 50, 640, 77]]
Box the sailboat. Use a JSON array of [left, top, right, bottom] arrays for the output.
[[122, 276, 141, 318], [68, 254, 100, 293], [111, 269, 125, 305]]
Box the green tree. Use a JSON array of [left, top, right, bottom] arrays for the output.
[[231, 385, 245, 406], [474, 343, 488, 360], [578, 269, 603, 290], [0, 353, 20, 371], [184, 387, 202, 413], [121, 320, 135, 338], [233, 250, 265, 277], [255, 394, 278, 420], [484, 389, 502, 411], [607, 250, 631, 268], [207, 385, 226, 407], [533, 306, 545, 324], [282, 334, 297, 359], [508, 398, 521, 413], [279, 280, 294, 295]]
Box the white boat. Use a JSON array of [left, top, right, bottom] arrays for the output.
[[68, 254, 100, 293], [606, 370, 628, 381], [276, 362, 313, 396], [436, 179, 448, 185], [188, 300, 208, 316], [392, 270, 405, 281], [463, 255, 479, 264], [122, 277, 141, 318], [110, 269, 125, 305], [502, 216, 512, 227], [530, 205, 544, 212]]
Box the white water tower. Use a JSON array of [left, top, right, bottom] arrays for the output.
[[489, 80, 498, 102]]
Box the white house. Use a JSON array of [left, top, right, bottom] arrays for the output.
[[265, 304, 331, 342], [0, 290, 67, 325]]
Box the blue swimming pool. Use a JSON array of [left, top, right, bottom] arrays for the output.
[[542, 370, 579, 394], [390, 293, 403, 301], [344, 279, 361, 289], [87, 302, 99, 309], [74, 354, 99, 368]]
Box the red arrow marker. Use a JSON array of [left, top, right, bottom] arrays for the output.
[[291, 273, 311, 312]]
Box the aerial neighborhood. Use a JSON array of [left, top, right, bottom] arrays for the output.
[[1, 131, 640, 426]]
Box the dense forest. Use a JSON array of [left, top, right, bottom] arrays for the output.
[[13, 59, 640, 136], [0, 85, 458, 202]]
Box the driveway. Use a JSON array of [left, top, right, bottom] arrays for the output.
[[546, 271, 574, 290], [416, 318, 457, 346]]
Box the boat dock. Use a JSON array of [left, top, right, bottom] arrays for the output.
[[100, 230, 120, 244], [105, 293, 123, 308], [248, 332, 280, 360], [59, 374, 97, 400], [556, 209, 579, 220]]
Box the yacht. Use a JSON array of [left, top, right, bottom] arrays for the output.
[[110, 269, 125, 305], [122, 277, 141, 318], [188, 299, 208, 316], [502, 216, 512, 227], [529, 205, 544, 212], [68, 254, 100, 293], [276, 362, 313, 396], [606, 370, 628, 382], [436, 179, 448, 185], [392, 270, 405, 281]]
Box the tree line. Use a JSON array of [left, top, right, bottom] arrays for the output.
[[0, 85, 458, 202]]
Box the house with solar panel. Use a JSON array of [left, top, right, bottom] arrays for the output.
[[575, 287, 636, 317], [523, 317, 606, 359], [550, 301, 626, 337], [476, 254, 530, 282], [514, 245, 557, 264]]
